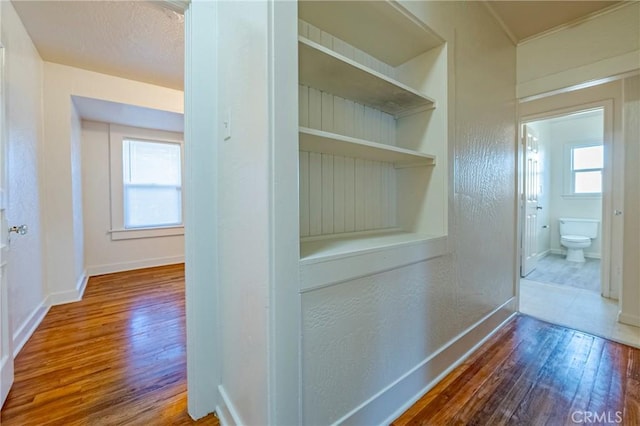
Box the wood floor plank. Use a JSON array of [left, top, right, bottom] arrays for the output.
[[393, 315, 640, 426], [1, 264, 218, 426]]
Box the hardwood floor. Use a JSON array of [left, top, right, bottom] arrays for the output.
[[393, 315, 640, 426], [1, 264, 219, 426], [6, 269, 637, 426]]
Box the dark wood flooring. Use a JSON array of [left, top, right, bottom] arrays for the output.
[[5, 266, 638, 426], [1, 264, 218, 425], [393, 315, 640, 425]]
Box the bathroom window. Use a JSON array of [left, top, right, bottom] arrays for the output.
[[109, 124, 184, 240], [567, 143, 603, 195]]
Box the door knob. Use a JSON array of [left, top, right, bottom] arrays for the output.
[[9, 224, 28, 235], [614, 210, 623, 216], [536, 206, 543, 210]]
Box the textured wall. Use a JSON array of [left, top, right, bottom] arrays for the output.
[[301, 1, 517, 424], [1, 1, 46, 343]]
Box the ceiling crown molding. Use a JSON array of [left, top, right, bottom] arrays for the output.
[[148, 0, 189, 14], [482, 1, 518, 46], [518, 1, 631, 45]]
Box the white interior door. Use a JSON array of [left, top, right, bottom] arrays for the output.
[[0, 44, 13, 408], [522, 124, 540, 277]]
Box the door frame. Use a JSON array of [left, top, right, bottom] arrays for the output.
[[0, 42, 14, 408], [517, 97, 618, 299]]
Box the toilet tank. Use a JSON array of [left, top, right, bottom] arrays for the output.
[[558, 218, 599, 238]]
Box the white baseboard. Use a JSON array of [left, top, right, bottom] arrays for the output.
[[77, 271, 89, 299], [329, 297, 517, 426], [536, 249, 550, 260], [48, 271, 88, 306], [216, 385, 243, 426], [12, 299, 49, 357], [1, 353, 13, 408], [86, 255, 185, 277], [618, 311, 640, 327]]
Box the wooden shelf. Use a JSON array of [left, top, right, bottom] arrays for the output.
[[299, 37, 435, 117], [299, 127, 435, 167], [298, 1, 442, 67]]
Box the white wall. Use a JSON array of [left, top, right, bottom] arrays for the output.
[[70, 103, 85, 286], [81, 121, 184, 275], [1, 1, 47, 353], [620, 75, 640, 326], [42, 62, 183, 304], [517, 2, 640, 98], [546, 112, 603, 258], [215, 1, 270, 424], [300, 2, 517, 424]]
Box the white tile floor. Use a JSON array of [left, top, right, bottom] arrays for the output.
[[520, 278, 640, 348]]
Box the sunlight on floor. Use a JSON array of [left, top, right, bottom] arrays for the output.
[[520, 278, 640, 348]]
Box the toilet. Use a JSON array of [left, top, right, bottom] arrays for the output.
[[558, 218, 599, 262]]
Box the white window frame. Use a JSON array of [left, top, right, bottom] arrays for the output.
[[109, 124, 185, 240], [563, 140, 603, 198]]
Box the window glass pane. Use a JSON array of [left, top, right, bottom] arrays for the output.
[[123, 139, 182, 229], [572, 145, 603, 170], [124, 186, 182, 228], [574, 170, 602, 194], [123, 139, 181, 185]]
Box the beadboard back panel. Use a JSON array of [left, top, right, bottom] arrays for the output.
[[298, 19, 397, 80], [299, 84, 396, 146], [299, 151, 397, 238]]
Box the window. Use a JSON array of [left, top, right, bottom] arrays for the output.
[[568, 143, 603, 195], [110, 124, 184, 240], [123, 139, 182, 228]]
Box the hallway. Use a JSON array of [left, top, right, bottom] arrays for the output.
[[0, 264, 218, 425]]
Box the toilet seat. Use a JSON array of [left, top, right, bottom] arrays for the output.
[[561, 235, 590, 244]]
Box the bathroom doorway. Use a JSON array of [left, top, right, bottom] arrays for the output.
[[516, 82, 637, 347], [520, 108, 604, 294]]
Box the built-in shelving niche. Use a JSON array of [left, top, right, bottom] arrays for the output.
[[297, 2, 448, 280]]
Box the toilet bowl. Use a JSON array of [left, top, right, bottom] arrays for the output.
[[559, 218, 599, 262]]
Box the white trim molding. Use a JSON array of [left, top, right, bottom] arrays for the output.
[[12, 300, 49, 357], [618, 311, 640, 328], [518, 2, 633, 46], [216, 385, 243, 426], [48, 271, 88, 306], [330, 298, 518, 426], [110, 225, 184, 241], [481, 1, 518, 46], [86, 255, 184, 277]]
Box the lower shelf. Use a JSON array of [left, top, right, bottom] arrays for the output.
[[300, 230, 448, 292]]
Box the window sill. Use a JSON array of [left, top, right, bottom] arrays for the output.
[[110, 226, 184, 241], [562, 194, 602, 200]]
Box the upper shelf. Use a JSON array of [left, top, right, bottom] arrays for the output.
[[298, 37, 435, 117], [299, 127, 435, 167], [298, 1, 442, 66]]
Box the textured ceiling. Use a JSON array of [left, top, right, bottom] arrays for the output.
[[487, 0, 622, 42], [12, 0, 184, 90]]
